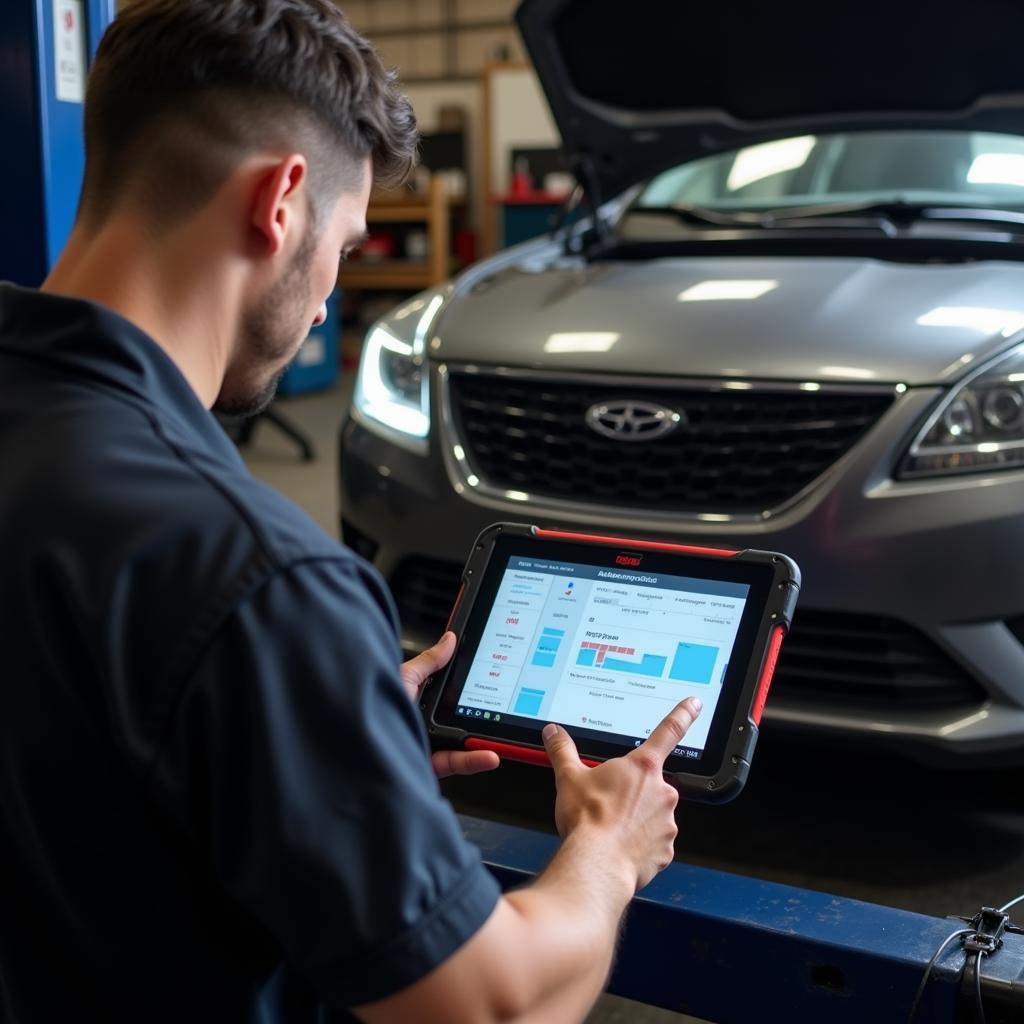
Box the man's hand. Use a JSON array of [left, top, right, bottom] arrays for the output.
[[543, 697, 702, 891], [401, 632, 500, 780]]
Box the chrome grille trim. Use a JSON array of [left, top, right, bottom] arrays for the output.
[[438, 363, 900, 523]]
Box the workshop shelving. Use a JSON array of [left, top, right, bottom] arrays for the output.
[[339, 175, 455, 290]]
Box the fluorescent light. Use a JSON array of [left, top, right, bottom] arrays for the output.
[[392, 297, 427, 321], [544, 332, 621, 353], [967, 153, 1024, 188], [917, 306, 1024, 337], [678, 280, 778, 302], [818, 365, 877, 380], [799, 382, 822, 392], [726, 136, 816, 191]]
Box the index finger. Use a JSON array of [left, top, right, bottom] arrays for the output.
[[636, 697, 702, 763]]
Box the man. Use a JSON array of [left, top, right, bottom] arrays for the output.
[[0, 1, 702, 1021]]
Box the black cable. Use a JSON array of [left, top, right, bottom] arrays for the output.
[[999, 890, 1024, 914], [907, 889, 1023, 1024], [906, 927, 973, 1024], [974, 949, 986, 1024]]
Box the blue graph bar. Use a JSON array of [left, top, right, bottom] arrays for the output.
[[576, 647, 597, 667], [669, 643, 718, 685], [542, 627, 566, 637], [514, 688, 545, 716], [537, 635, 561, 653], [531, 652, 556, 668], [603, 653, 667, 678]]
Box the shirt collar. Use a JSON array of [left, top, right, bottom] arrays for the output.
[[0, 282, 245, 468]]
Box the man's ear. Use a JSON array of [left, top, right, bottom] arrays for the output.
[[250, 155, 309, 257]]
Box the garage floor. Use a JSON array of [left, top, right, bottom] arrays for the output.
[[243, 378, 1024, 1023]]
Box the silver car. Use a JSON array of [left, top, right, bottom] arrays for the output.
[[340, 0, 1024, 763]]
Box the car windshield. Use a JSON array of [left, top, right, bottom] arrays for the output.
[[634, 130, 1024, 213]]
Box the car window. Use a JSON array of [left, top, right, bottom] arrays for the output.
[[636, 130, 1024, 211]]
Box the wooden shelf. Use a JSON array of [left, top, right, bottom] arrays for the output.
[[493, 190, 571, 206], [360, 202, 432, 223], [339, 261, 437, 290], [340, 176, 452, 291]]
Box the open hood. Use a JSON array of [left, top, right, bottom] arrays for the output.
[[515, 0, 1024, 202]]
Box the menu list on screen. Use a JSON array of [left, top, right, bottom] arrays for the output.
[[455, 557, 750, 754]]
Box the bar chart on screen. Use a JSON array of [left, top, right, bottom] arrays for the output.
[[576, 637, 719, 684]]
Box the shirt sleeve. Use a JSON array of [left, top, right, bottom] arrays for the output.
[[148, 557, 500, 1009]]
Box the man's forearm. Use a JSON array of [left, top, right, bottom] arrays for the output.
[[354, 826, 636, 1024], [489, 826, 636, 1022]]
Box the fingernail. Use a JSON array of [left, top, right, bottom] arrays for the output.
[[542, 723, 558, 740], [690, 697, 703, 713]]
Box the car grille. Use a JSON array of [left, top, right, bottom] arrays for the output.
[[447, 372, 893, 515], [389, 557, 985, 712]]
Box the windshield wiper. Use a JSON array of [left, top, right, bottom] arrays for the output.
[[632, 199, 1024, 241], [633, 203, 764, 228], [648, 202, 898, 235], [761, 199, 1024, 233]]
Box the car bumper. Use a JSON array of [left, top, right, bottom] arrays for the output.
[[340, 381, 1024, 764]]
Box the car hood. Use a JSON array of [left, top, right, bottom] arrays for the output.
[[435, 255, 1024, 385], [516, 0, 1024, 200]]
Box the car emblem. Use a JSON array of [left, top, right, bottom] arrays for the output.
[[584, 400, 684, 442]]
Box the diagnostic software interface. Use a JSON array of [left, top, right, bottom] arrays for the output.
[[455, 557, 751, 756]]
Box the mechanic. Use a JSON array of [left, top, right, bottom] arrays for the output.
[[0, 1, 702, 1021]]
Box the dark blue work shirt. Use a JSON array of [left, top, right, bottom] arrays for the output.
[[0, 284, 499, 1022]]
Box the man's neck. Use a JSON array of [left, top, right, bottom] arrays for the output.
[[42, 217, 241, 409]]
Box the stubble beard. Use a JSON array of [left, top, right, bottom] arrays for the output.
[[214, 228, 319, 418]]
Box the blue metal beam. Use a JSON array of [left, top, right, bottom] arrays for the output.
[[461, 814, 1024, 1023]]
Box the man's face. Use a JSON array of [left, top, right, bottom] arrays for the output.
[[215, 161, 371, 416]]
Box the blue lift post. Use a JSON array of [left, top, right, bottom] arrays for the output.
[[1, 0, 116, 286], [463, 815, 1024, 1023]]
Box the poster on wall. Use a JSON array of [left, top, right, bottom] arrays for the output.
[[53, 0, 87, 104]]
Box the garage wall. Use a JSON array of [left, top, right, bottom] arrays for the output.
[[341, 0, 524, 81]]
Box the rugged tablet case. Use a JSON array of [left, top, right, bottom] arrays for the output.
[[420, 522, 799, 804]]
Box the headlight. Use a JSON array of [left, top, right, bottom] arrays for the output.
[[353, 295, 444, 453], [900, 343, 1024, 477]]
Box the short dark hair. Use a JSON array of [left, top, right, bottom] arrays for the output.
[[80, 0, 417, 228]]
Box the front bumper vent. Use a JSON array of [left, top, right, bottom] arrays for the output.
[[774, 610, 986, 711], [388, 556, 985, 713]]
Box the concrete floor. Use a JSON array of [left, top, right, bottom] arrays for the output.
[[242, 376, 1024, 1022]]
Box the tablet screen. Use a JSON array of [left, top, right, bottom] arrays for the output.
[[451, 554, 750, 759]]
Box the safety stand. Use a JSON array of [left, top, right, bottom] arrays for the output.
[[232, 408, 317, 463], [462, 815, 1024, 1023]]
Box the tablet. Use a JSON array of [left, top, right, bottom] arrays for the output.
[[421, 523, 800, 803]]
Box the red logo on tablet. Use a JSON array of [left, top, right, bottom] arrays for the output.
[[615, 553, 642, 567]]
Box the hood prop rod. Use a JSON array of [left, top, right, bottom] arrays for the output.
[[562, 154, 611, 258]]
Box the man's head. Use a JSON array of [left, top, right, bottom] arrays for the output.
[[80, 0, 417, 414]]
